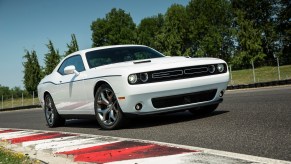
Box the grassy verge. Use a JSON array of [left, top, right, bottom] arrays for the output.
[[0, 145, 40, 164], [230, 65, 291, 85], [0, 98, 39, 109]]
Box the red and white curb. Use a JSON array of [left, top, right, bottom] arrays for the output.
[[0, 128, 290, 164]]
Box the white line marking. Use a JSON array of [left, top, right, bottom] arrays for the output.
[[0, 131, 41, 140], [35, 137, 99, 151], [22, 136, 77, 147]]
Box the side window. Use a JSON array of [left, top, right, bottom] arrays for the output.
[[58, 60, 68, 75], [57, 55, 85, 75]]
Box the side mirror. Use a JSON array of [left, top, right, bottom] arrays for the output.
[[64, 65, 79, 76]]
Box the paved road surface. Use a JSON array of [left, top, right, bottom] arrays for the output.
[[0, 86, 290, 161]]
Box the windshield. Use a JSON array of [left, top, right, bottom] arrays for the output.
[[85, 46, 164, 68]]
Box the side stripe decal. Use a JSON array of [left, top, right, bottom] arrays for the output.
[[42, 75, 122, 85]]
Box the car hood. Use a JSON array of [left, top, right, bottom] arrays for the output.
[[93, 56, 226, 74]]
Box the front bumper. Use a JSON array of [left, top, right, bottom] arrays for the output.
[[116, 73, 229, 114], [124, 99, 223, 116]]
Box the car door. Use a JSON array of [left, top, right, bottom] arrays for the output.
[[55, 55, 89, 115]]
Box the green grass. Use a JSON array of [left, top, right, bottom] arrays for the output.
[[0, 98, 39, 109], [0, 144, 40, 164], [230, 65, 291, 85]]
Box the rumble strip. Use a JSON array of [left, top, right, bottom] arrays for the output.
[[0, 128, 290, 164]]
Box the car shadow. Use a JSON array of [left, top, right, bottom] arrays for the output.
[[124, 110, 229, 130], [64, 110, 229, 130], [65, 119, 99, 129]]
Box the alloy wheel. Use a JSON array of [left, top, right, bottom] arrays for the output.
[[96, 88, 119, 126]]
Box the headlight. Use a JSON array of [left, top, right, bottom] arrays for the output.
[[217, 64, 224, 73], [140, 73, 148, 82], [208, 65, 215, 73], [128, 74, 138, 84]]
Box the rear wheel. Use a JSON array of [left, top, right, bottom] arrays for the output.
[[44, 94, 65, 127], [189, 104, 219, 115], [94, 84, 124, 130]]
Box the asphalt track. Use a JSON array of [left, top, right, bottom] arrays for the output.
[[0, 86, 290, 161]]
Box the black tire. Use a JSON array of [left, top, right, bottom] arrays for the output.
[[44, 94, 66, 127], [94, 84, 124, 130], [189, 104, 219, 115]]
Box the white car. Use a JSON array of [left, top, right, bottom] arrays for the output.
[[38, 45, 229, 130]]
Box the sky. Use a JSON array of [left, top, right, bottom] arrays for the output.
[[0, 0, 190, 89]]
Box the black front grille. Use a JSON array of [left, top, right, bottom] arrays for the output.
[[130, 63, 227, 85], [152, 89, 217, 108]]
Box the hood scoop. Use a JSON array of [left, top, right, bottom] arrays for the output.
[[133, 60, 151, 64]]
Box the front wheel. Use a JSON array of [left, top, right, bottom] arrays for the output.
[[44, 94, 65, 127], [189, 104, 219, 115], [94, 84, 124, 130]]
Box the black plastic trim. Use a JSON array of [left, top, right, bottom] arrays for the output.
[[124, 99, 223, 117], [152, 89, 217, 108], [60, 114, 95, 119]]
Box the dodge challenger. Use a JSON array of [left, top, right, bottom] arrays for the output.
[[38, 45, 229, 130]]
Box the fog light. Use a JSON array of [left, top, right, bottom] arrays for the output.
[[219, 90, 225, 97], [135, 103, 143, 110]]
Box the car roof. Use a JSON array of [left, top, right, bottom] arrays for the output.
[[69, 45, 148, 57]]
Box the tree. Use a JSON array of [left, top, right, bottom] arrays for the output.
[[91, 8, 137, 47], [137, 14, 164, 50], [186, 0, 234, 60], [0, 85, 30, 100], [0, 85, 10, 100], [23, 50, 42, 94], [91, 18, 108, 47], [64, 34, 79, 57], [231, 10, 266, 68], [277, 0, 291, 63], [11, 87, 22, 98], [159, 4, 190, 56], [232, 0, 279, 61], [44, 40, 61, 75], [23, 50, 32, 92]]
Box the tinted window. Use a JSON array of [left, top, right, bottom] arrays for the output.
[[57, 55, 85, 75], [86, 46, 164, 68]]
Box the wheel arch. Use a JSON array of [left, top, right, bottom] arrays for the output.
[[93, 81, 110, 97], [42, 91, 51, 109], [43, 91, 51, 100], [93, 80, 125, 112]]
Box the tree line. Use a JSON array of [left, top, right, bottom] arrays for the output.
[[0, 34, 79, 99], [0, 85, 31, 100], [22, 0, 290, 94], [92, 0, 290, 66], [22, 34, 79, 95]]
